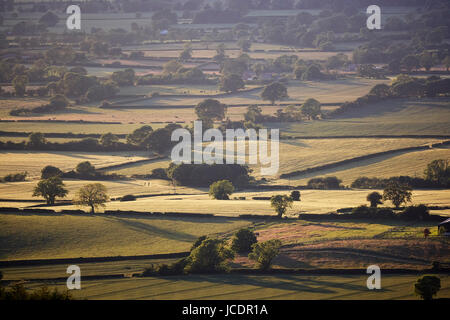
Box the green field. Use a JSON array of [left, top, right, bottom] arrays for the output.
[[14, 274, 450, 300], [0, 213, 251, 260]]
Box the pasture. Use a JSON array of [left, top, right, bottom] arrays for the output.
[[0, 151, 149, 178], [0, 213, 251, 260], [13, 274, 450, 300], [277, 146, 450, 185], [268, 98, 450, 137]]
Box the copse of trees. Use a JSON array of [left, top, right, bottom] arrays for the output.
[[167, 163, 252, 188], [183, 238, 234, 274], [329, 76, 450, 117], [307, 177, 343, 189]]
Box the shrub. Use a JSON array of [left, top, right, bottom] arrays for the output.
[[1, 172, 27, 182], [183, 239, 234, 274], [151, 168, 168, 179], [209, 180, 234, 200], [307, 177, 342, 189], [190, 235, 207, 251], [401, 205, 429, 221], [231, 228, 257, 254], [0, 284, 72, 300], [414, 275, 441, 300], [120, 194, 137, 202], [290, 190, 301, 201]]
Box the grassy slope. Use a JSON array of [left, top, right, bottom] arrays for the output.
[[269, 98, 450, 137], [0, 213, 251, 260], [0, 151, 150, 178], [276, 146, 450, 185]]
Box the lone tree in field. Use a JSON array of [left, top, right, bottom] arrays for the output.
[[231, 228, 258, 254], [367, 191, 383, 208], [209, 180, 234, 200], [248, 239, 282, 270], [33, 177, 68, 205], [261, 82, 288, 105], [414, 275, 441, 300], [270, 195, 293, 218], [75, 183, 108, 213], [383, 181, 412, 209], [41, 165, 63, 179]]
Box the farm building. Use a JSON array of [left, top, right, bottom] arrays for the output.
[[438, 218, 450, 236]]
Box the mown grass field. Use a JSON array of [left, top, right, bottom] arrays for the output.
[[0, 178, 202, 201], [276, 146, 450, 185], [4, 188, 447, 217], [16, 274, 450, 300], [0, 151, 150, 178], [269, 98, 450, 137], [0, 213, 251, 260]]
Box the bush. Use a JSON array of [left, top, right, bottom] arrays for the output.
[[231, 228, 257, 254], [120, 194, 137, 202], [209, 180, 234, 200], [414, 275, 441, 300], [151, 168, 168, 179], [290, 190, 301, 201], [401, 205, 429, 221], [248, 239, 282, 270], [351, 205, 395, 219], [307, 177, 342, 189], [0, 284, 72, 300], [183, 239, 234, 274], [41, 165, 62, 179], [1, 171, 27, 182]]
